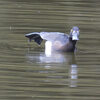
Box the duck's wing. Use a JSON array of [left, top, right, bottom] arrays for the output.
[[25, 32, 69, 45]]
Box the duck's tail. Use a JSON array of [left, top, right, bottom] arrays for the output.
[[25, 32, 43, 45]]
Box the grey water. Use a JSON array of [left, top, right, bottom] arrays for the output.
[[0, 0, 100, 100]]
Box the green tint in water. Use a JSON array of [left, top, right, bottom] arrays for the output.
[[0, 0, 100, 100]]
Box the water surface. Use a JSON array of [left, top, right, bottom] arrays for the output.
[[0, 0, 100, 100]]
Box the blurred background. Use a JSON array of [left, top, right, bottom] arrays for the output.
[[0, 0, 100, 100]]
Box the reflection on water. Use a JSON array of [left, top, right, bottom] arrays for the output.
[[26, 46, 77, 64], [26, 47, 78, 88], [69, 64, 78, 87], [0, 0, 100, 99]]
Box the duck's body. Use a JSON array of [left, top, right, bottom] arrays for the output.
[[25, 26, 80, 53]]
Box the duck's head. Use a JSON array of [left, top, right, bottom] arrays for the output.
[[70, 26, 80, 41]]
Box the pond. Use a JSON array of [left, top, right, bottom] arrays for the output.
[[0, 0, 100, 100]]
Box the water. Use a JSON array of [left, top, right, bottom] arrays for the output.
[[0, 0, 100, 100]]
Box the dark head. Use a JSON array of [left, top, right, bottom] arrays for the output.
[[70, 26, 80, 41]]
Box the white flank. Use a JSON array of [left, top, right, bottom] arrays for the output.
[[45, 41, 52, 57]]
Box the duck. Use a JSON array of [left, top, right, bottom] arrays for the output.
[[25, 26, 80, 54]]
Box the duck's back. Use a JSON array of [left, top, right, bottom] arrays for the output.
[[40, 32, 69, 43]]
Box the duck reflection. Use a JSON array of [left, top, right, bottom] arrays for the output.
[[69, 64, 78, 87], [26, 47, 78, 87]]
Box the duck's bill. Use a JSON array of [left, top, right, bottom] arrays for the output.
[[72, 36, 79, 40]]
